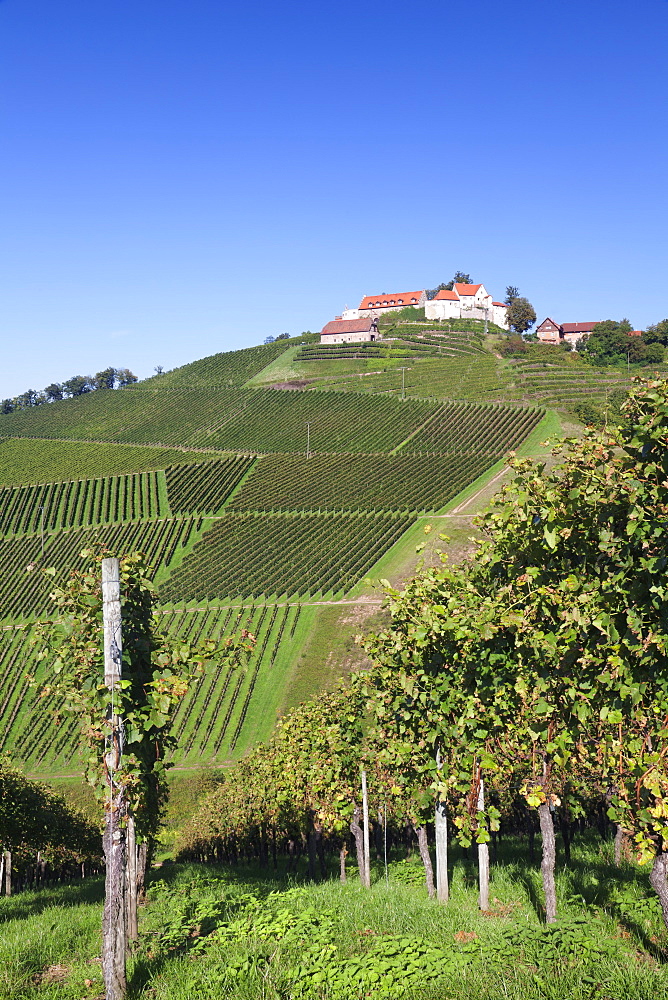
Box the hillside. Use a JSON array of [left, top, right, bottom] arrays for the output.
[[0, 331, 575, 778]]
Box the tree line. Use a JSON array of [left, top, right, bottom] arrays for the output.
[[1, 366, 138, 414], [177, 376, 668, 930], [578, 318, 668, 366]]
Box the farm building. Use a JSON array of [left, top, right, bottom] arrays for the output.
[[537, 318, 600, 346], [320, 317, 379, 344]]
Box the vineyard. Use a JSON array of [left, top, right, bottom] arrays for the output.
[[0, 335, 551, 786], [159, 512, 415, 602], [0, 516, 205, 619], [165, 455, 256, 514], [144, 339, 301, 388], [184, 389, 439, 453], [0, 471, 166, 538], [228, 452, 496, 513], [0, 386, 248, 445], [407, 401, 544, 453], [0, 437, 225, 487], [0, 603, 305, 773]]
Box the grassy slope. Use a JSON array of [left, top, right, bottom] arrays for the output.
[[1, 842, 666, 1000]]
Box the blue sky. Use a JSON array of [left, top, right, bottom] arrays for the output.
[[1, 0, 667, 398]]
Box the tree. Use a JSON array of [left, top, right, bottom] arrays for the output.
[[154, 365, 164, 375], [1, 399, 13, 414], [63, 375, 94, 396], [276, 332, 290, 340], [95, 367, 118, 390], [14, 390, 40, 409], [580, 320, 664, 366], [506, 296, 536, 334], [44, 383, 64, 401], [426, 272, 473, 299], [115, 369, 138, 387], [643, 319, 668, 347], [505, 286, 520, 304], [264, 336, 275, 344], [361, 378, 668, 926]]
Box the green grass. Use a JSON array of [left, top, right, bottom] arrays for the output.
[[1, 838, 666, 999]]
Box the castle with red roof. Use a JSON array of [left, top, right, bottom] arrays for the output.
[[338, 283, 509, 330]]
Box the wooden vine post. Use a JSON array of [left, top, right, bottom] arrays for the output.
[[477, 772, 489, 911], [435, 750, 449, 903], [361, 769, 371, 889], [101, 557, 127, 1000]]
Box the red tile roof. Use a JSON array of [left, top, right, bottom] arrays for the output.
[[560, 322, 598, 334], [492, 302, 507, 308], [453, 283, 482, 296], [359, 291, 425, 310], [321, 319, 375, 336], [630, 330, 643, 337], [433, 289, 459, 301]]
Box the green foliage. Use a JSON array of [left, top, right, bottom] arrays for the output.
[[579, 320, 665, 366], [34, 549, 254, 842], [0, 757, 101, 869], [362, 377, 668, 864], [160, 512, 415, 602], [643, 318, 668, 347], [506, 297, 537, 334]]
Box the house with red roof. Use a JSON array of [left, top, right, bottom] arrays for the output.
[[342, 290, 427, 319], [536, 318, 599, 346], [425, 283, 509, 329], [320, 317, 379, 344]]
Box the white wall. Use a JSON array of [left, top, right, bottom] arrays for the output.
[[320, 332, 375, 344]]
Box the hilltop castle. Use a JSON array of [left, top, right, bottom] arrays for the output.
[[336, 283, 509, 329]]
